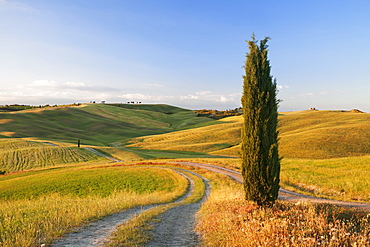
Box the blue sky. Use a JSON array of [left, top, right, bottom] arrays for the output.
[[1, 0, 369, 111]]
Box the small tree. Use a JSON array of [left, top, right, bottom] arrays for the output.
[[241, 34, 280, 206]]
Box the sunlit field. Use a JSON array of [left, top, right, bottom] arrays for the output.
[[0, 165, 187, 246], [0, 139, 102, 172], [128, 110, 370, 159]]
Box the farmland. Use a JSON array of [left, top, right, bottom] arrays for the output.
[[1, 104, 370, 246]]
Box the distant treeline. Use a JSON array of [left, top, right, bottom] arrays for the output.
[[195, 107, 242, 119], [0, 103, 82, 112]]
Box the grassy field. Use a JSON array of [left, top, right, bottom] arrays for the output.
[[128, 116, 242, 154], [0, 164, 188, 246], [0, 139, 103, 172], [0, 104, 216, 146], [281, 155, 370, 202]]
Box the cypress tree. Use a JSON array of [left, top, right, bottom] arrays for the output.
[[241, 34, 280, 206]]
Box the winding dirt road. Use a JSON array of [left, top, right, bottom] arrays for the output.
[[51, 159, 370, 246]]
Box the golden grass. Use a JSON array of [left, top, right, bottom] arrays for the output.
[[127, 110, 370, 159], [128, 117, 241, 153], [196, 174, 370, 246], [93, 147, 143, 162], [281, 155, 370, 202]]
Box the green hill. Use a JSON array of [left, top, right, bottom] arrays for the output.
[[128, 110, 370, 159], [0, 104, 216, 146]]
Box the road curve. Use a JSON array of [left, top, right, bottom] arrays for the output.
[[174, 161, 370, 211]]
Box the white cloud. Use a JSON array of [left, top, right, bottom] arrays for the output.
[[27, 79, 57, 88], [277, 85, 290, 90], [143, 83, 164, 88], [218, 96, 232, 103], [118, 93, 175, 101], [298, 89, 342, 98], [21, 79, 116, 92], [196, 91, 211, 95], [64, 81, 86, 88]]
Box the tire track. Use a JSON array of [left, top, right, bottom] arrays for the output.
[[145, 169, 209, 247]]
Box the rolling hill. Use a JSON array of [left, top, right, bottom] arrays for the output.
[[128, 110, 370, 159], [2, 104, 370, 173], [0, 103, 217, 146], [0, 103, 220, 171]]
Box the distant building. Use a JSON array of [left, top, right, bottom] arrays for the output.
[[101, 101, 105, 104]]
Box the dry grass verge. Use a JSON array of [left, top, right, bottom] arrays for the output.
[[196, 179, 370, 246]]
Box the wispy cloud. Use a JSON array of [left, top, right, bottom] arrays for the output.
[[118, 93, 175, 101], [179, 91, 238, 104], [297, 89, 342, 98], [143, 83, 164, 88], [277, 85, 290, 90], [22, 79, 117, 92]]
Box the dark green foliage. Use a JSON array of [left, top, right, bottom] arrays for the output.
[[241, 35, 280, 206]]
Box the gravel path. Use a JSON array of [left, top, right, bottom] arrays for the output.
[[175, 161, 370, 211], [146, 170, 209, 247], [52, 206, 155, 247]]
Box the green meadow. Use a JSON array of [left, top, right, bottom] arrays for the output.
[[0, 103, 216, 146]]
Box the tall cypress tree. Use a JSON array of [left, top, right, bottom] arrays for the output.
[[241, 34, 280, 206]]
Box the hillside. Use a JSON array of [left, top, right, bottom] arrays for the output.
[[128, 110, 370, 159], [0, 104, 216, 146]]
